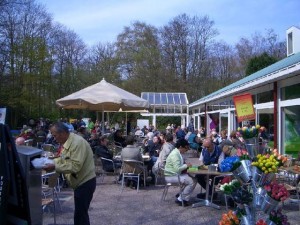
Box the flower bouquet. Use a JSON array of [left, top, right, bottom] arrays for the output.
[[220, 154, 252, 183], [256, 219, 267, 225], [237, 125, 260, 139], [252, 153, 280, 174], [261, 182, 289, 213], [251, 149, 287, 186], [236, 148, 251, 161], [264, 182, 289, 202], [231, 185, 253, 205], [268, 209, 290, 225], [271, 149, 288, 167], [219, 210, 240, 225], [220, 179, 253, 205], [220, 156, 241, 172], [220, 179, 241, 195]]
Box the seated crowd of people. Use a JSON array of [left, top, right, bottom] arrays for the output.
[[13, 117, 262, 207]]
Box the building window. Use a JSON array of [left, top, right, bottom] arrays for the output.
[[257, 91, 273, 103], [287, 32, 293, 55], [281, 83, 300, 100], [220, 113, 228, 133], [257, 108, 274, 148], [283, 106, 300, 157]]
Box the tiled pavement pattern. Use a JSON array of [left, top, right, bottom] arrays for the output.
[[43, 175, 300, 225]]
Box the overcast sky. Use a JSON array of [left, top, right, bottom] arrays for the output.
[[36, 0, 300, 46]]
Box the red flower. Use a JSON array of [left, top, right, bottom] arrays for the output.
[[264, 182, 289, 201], [256, 219, 267, 225]]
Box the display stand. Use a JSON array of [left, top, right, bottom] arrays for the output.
[[228, 142, 288, 225]]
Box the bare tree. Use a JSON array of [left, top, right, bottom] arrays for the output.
[[116, 21, 163, 94], [160, 14, 218, 100], [235, 29, 286, 77], [86, 42, 121, 84], [211, 41, 237, 87], [49, 23, 88, 99]]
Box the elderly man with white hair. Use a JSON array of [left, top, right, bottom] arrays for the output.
[[195, 138, 222, 199]]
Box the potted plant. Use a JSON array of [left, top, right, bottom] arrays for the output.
[[268, 209, 290, 225]]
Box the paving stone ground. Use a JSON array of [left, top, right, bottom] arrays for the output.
[[43, 175, 300, 225]]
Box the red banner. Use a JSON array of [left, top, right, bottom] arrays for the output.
[[233, 93, 255, 122]]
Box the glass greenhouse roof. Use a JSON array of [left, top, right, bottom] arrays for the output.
[[141, 92, 188, 105]]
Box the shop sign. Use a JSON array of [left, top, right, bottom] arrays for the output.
[[233, 93, 255, 122]]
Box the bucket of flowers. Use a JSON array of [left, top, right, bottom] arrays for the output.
[[233, 150, 252, 183], [219, 210, 240, 225], [220, 152, 251, 183], [261, 182, 289, 214], [267, 209, 290, 225], [237, 125, 260, 158], [220, 156, 241, 173], [220, 179, 241, 195], [251, 149, 287, 186], [220, 179, 253, 208], [237, 125, 260, 142]]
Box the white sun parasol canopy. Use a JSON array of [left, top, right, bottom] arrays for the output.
[[56, 78, 149, 111]]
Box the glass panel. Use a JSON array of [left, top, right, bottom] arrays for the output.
[[220, 113, 228, 133], [167, 93, 174, 104], [257, 91, 273, 103], [209, 113, 220, 133], [281, 83, 300, 100], [141, 92, 147, 100], [194, 116, 198, 130], [154, 93, 160, 104], [148, 93, 154, 104], [283, 106, 300, 158], [179, 94, 187, 104], [257, 108, 274, 148], [219, 101, 228, 110], [174, 94, 180, 104], [161, 93, 167, 104]]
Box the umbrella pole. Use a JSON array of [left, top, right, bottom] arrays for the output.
[[101, 111, 105, 134], [125, 112, 127, 135]]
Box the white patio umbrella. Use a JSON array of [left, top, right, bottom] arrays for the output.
[[56, 78, 149, 134], [56, 78, 149, 111]]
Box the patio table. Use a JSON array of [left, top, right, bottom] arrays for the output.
[[188, 167, 232, 209]]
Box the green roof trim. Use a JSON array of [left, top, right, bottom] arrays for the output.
[[190, 52, 300, 106]]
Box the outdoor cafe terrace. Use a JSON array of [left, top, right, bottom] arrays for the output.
[[42, 171, 300, 225]]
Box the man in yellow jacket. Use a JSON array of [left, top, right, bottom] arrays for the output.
[[44, 122, 96, 225]]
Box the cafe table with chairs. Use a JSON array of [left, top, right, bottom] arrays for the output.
[[185, 157, 232, 209]]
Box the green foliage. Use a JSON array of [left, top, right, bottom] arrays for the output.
[[156, 116, 181, 130], [245, 52, 278, 76]]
